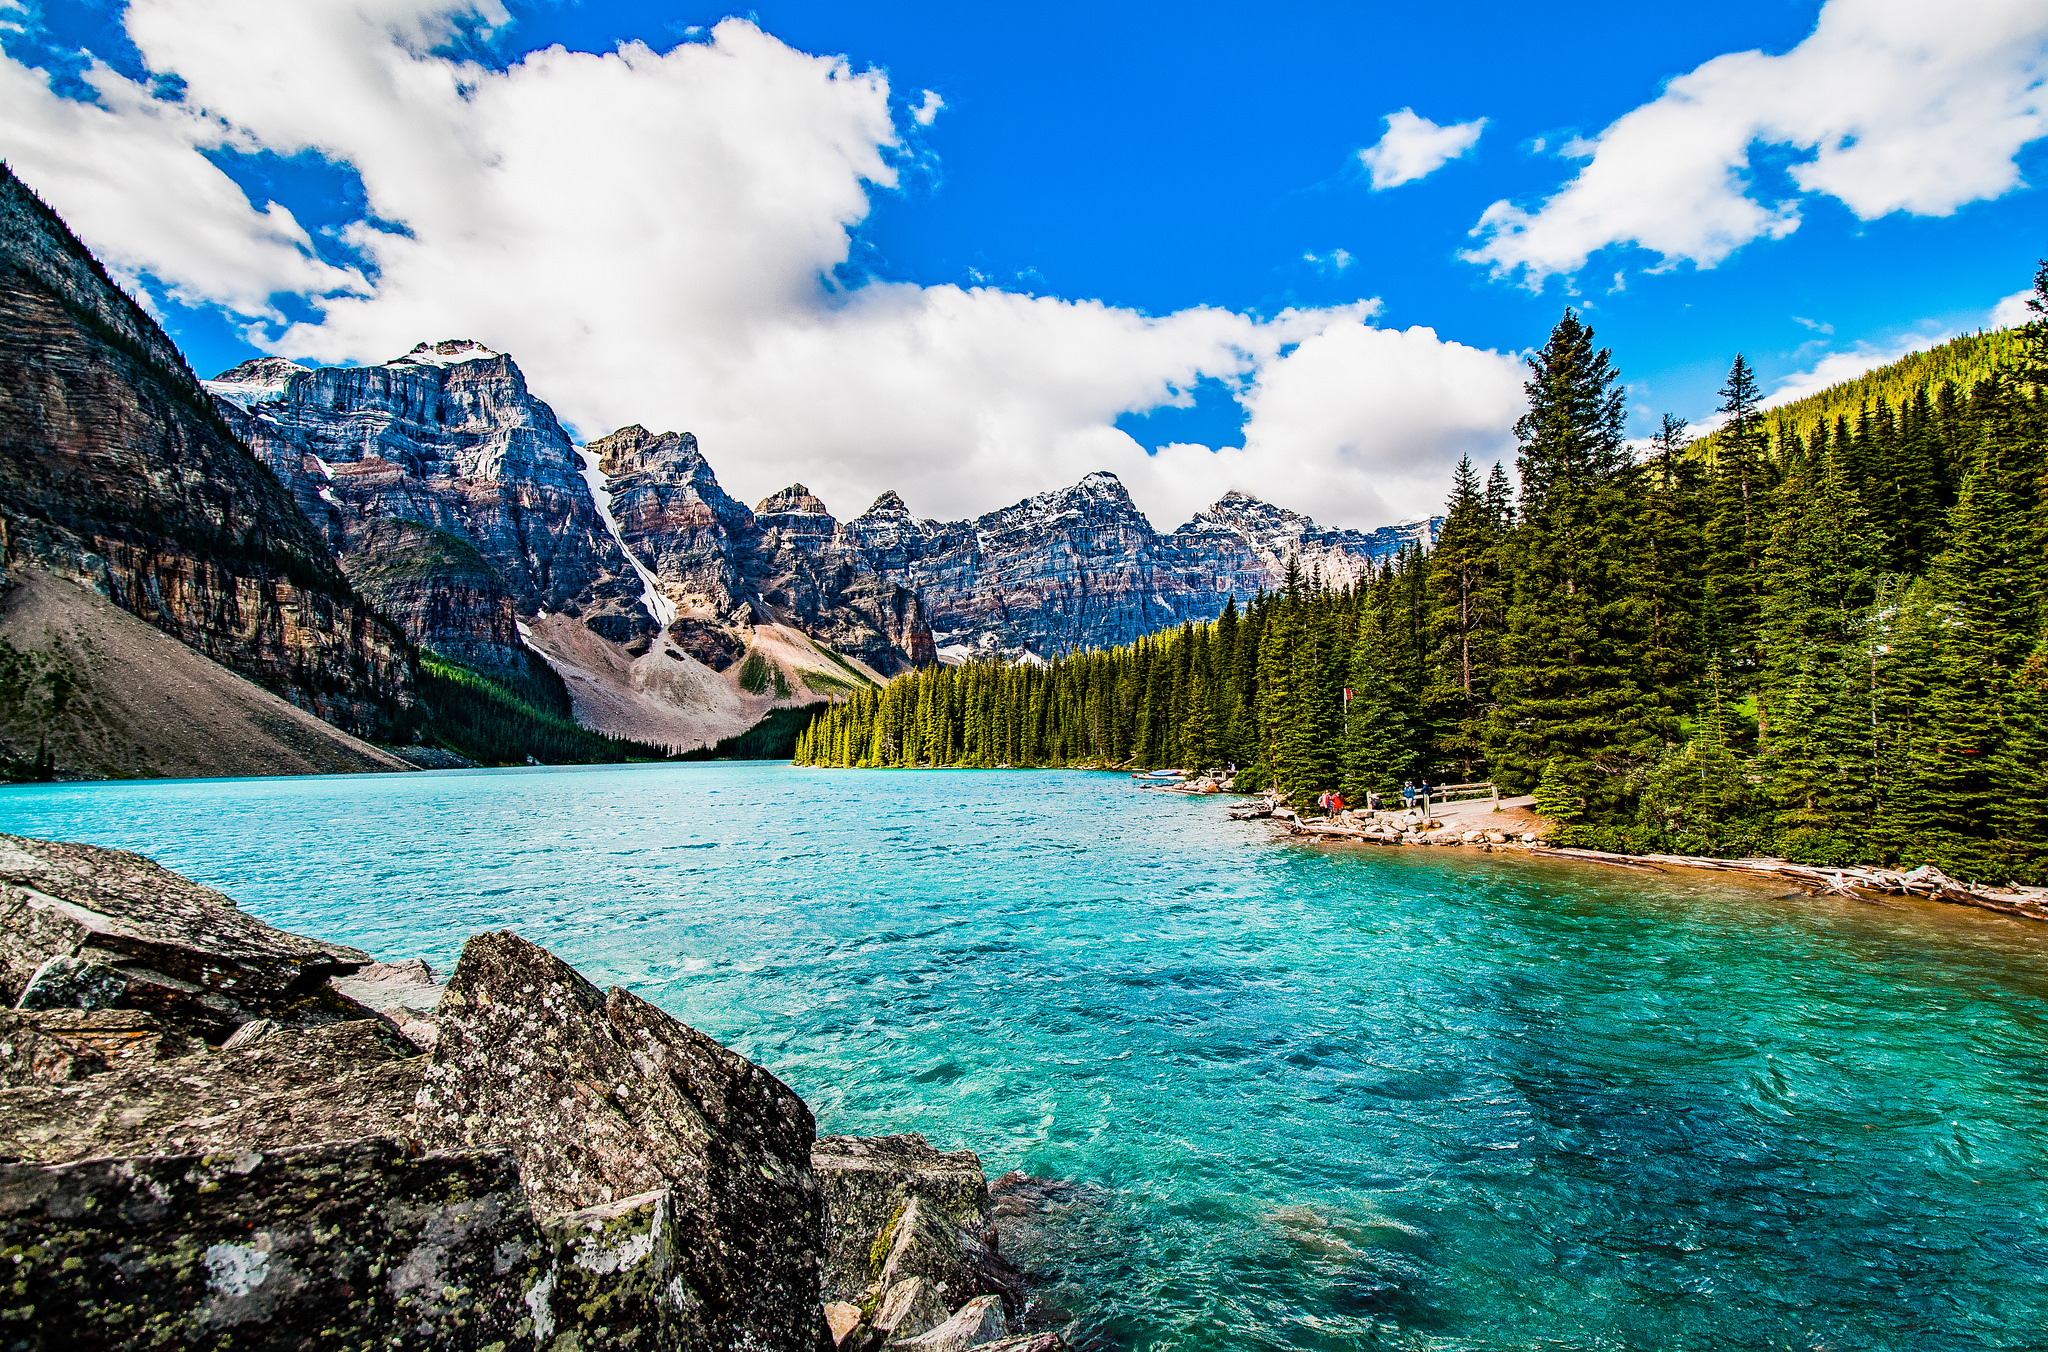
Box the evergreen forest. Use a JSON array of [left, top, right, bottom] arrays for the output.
[[797, 264, 2048, 884]]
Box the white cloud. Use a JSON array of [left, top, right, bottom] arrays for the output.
[[1991, 287, 2037, 329], [1303, 248, 1353, 274], [0, 0, 1529, 529], [1760, 334, 1943, 409], [1793, 315, 1834, 335], [1357, 108, 1486, 190], [1149, 321, 1526, 525], [911, 89, 944, 126], [0, 53, 363, 312], [1467, 0, 2048, 285]]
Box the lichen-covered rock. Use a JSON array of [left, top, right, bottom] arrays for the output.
[[0, 834, 376, 1040], [814, 1135, 1025, 1346], [0, 1019, 420, 1164], [0, 1136, 547, 1351], [539, 1186, 695, 1347], [418, 929, 828, 1350]]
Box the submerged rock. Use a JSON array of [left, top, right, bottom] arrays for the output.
[[418, 929, 827, 1350]]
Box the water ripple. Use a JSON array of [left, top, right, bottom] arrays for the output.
[[1, 764, 2044, 1349]]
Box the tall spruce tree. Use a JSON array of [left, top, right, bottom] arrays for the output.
[[1706, 354, 1773, 685], [1487, 310, 1659, 817]]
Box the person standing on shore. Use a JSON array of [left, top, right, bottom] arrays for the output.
[[1403, 782, 1416, 810]]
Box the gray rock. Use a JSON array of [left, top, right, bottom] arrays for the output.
[[220, 1017, 277, 1049], [0, 1136, 548, 1351], [0, 834, 379, 1042], [0, 1019, 420, 1164], [814, 1134, 1026, 1345], [330, 956, 442, 1013], [0, 1008, 105, 1086], [890, 1294, 1006, 1350], [539, 1187, 695, 1348], [14, 953, 126, 1011], [417, 929, 828, 1350]]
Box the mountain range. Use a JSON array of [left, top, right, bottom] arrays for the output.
[[0, 161, 1436, 772], [212, 345, 1436, 746]]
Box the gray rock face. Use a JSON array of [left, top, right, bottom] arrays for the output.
[[338, 518, 530, 678], [588, 425, 935, 673], [1168, 491, 1439, 595], [0, 1136, 549, 1351], [0, 834, 376, 1041], [0, 165, 416, 743], [212, 341, 645, 632], [838, 475, 1441, 657], [814, 1134, 1026, 1348], [0, 1018, 421, 1164], [417, 929, 828, 1350]]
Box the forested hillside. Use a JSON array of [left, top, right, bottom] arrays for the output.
[[799, 264, 2048, 884], [1694, 327, 2023, 464]]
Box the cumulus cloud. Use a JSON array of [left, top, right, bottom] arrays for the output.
[[1467, 0, 2048, 285], [1991, 287, 2037, 329], [0, 0, 1527, 527], [911, 89, 944, 126], [1155, 321, 1527, 525], [1357, 108, 1486, 190], [0, 52, 363, 312]]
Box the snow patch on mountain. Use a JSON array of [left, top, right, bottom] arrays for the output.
[[203, 357, 308, 410], [575, 445, 676, 631], [390, 339, 499, 368]]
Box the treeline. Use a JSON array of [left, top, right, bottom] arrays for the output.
[[417, 651, 682, 766], [799, 265, 2048, 883]]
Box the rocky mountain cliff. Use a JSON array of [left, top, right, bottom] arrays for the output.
[[0, 164, 415, 745], [839, 474, 1441, 657], [585, 424, 935, 675], [212, 342, 648, 675]]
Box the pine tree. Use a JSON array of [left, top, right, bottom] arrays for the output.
[[1755, 454, 1880, 845], [1706, 354, 1773, 686], [1488, 310, 1659, 814]]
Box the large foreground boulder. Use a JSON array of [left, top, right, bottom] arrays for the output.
[[0, 1019, 420, 1164], [0, 835, 377, 1040], [418, 930, 828, 1350], [0, 1137, 547, 1351]]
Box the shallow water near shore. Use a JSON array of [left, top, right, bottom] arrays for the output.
[[2, 763, 2045, 1350]]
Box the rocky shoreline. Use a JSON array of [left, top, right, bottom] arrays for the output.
[[0, 834, 1073, 1350], [1238, 791, 2048, 924]]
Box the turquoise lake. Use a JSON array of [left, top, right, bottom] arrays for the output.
[[2, 763, 2044, 1349]]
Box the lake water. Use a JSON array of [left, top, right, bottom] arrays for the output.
[[2, 763, 2044, 1350]]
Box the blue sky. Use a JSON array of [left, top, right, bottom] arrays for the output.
[[2, 0, 2043, 527]]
